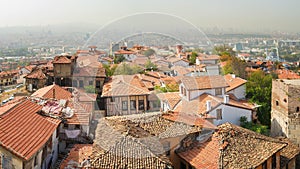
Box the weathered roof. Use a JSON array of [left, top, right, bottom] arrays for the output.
[[178, 123, 287, 169], [156, 92, 181, 110], [181, 75, 228, 90], [24, 67, 47, 79], [53, 55, 72, 64], [174, 93, 254, 115], [278, 137, 300, 168], [101, 75, 150, 97], [31, 84, 72, 100], [0, 99, 61, 161], [224, 74, 247, 92]]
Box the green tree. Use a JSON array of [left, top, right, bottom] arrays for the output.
[[154, 84, 179, 93], [246, 70, 273, 126], [188, 52, 198, 64], [143, 49, 156, 57], [145, 59, 157, 70], [240, 116, 269, 135], [114, 63, 143, 75], [84, 85, 96, 93], [103, 64, 117, 77], [114, 54, 125, 63]]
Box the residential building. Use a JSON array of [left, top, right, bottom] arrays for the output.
[[177, 123, 298, 169], [271, 79, 300, 146], [0, 99, 61, 169], [59, 112, 216, 169], [179, 75, 228, 101], [53, 54, 77, 86], [224, 74, 247, 100], [24, 67, 47, 91], [101, 75, 150, 116]]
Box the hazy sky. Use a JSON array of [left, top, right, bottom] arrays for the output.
[[1, 0, 300, 33]]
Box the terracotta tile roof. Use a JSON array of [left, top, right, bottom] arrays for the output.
[[139, 74, 161, 86], [178, 123, 287, 169], [66, 100, 91, 126], [0, 97, 26, 116], [224, 74, 247, 92], [53, 55, 72, 64], [278, 137, 300, 168], [174, 94, 254, 115], [198, 54, 220, 61], [24, 65, 36, 72], [60, 144, 93, 169], [31, 84, 72, 100], [101, 75, 150, 97], [0, 99, 61, 160], [24, 67, 47, 79], [156, 92, 181, 110], [181, 75, 228, 90], [276, 69, 300, 79], [73, 66, 106, 77], [91, 136, 172, 169], [162, 111, 217, 130], [168, 57, 189, 63], [114, 49, 136, 55], [145, 71, 166, 79]]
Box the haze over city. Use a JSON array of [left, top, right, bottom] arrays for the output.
[[1, 0, 300, 33]]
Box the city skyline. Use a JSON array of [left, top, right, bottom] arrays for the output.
[[0, 0, 300, 33]]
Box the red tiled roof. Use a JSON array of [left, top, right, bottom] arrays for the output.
[[60, 144, 93, 169], [31, 84, 72, 100], [101, 75, 150, 97], [162, 111, 217, 130], [181, 75, 228, 90], [178, 123, 287, 169], [53, 55, 72, 64], [0, 99, 61, 160], [157, 92, 181, 110], [24, 68, 47, 79], [224, 74, 247, 92], [198, 54, 220, 61], [276, 69, 300, 79]]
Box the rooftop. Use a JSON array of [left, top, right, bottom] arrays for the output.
[[224, 74, 247, 92], [0, 99, 61, 161], [181, 75, 228, 91], [31, 84, 72, 100], [178, 123, 287, 169]]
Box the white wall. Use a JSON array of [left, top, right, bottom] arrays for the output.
[[227, 84, 246, 100], [173, 60, 189, 67], [206, 65, 220, 76], [209, 104, 252, 126]]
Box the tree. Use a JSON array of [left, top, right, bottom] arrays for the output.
[[240, 116, 269, 135], [145, 59, 157, 70], [188, 52, 198, 64], [103, 64, 117, 77], [114, 55, 125, 63], [246, 70, 273, 126], [143, 49, 156, 57], [84, 85, 96, 93], [154, 84, 179, 93], [114, 63, 143, 75]]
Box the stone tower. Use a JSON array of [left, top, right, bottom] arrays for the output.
[[271, 79, 300, 146]]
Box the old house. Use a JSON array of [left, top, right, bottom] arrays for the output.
[[271, 79, 300, 146], [179, 75, 228, 101], [24, 67, 47, 91], [59, 111, 216, 169], [53, 54, 77, 86], [177, 123, 298, 169], [0, 71, 17, 86], [0, 99, 61, 169], [101, 75, 151, 116], [197, 54, 220, 75], [224, 74, 247, 100]]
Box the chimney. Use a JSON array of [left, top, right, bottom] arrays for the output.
[[224, 95, 229, 104], [231, 74, 236, 78], [206, 100, 211, 111]]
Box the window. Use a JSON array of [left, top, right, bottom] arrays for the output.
[[122, 101, 128, 110], [262, 161, 267, 169], [276, 100, 279, 106], [89, 81, 93, 85], [138, 100, 144, 110], [215, 88, 222, 95], [272, 154, 276, 168], [63, 123, 68, 129], [75, 125, 80, 130], [79, 80, 84, 88], [72, 80, 78, 87], [216, 109, 222, 120], [297, 107, 300, 112], [130, 100, 136, 110], [183, 89, 186, 96], [162, 141, 171, 156], [283, 98, 287, 103], [34, 154, 38, 166], [96, 80, 101, 87], [180, 162, 186, 169]]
